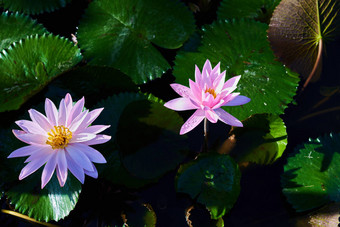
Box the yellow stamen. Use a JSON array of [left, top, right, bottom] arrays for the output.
[[205, 88, 217, 98], [46, 125, 72, 150]]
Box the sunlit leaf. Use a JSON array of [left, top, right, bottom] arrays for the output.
[[2, 0, 72, 15], [0, 12, 47, 51], [220, 114, 287, 165], [282, 133, 340, 212], [217, 0, 281, 23], [77, 0, 195, 84], [174, 20, 300, 120], [268, 0, 340, 85], [176, 153, 241, 219], [0, 34, 82, 112]]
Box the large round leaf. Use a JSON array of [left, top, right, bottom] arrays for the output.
[[174, 20, 300, 120], [77, 0, 195, 84], [0, 34, 82, 112], [282, 133, 340, 212], [2, 0, 72, 15], [176, 153, 241, 219], [220, 114, 287, 165], [217, 0, 280, 23], [0, 12, 47, 51], [268, 0, 340, 82]]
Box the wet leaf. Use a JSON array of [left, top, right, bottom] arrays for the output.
[[2, 0, 72, 15]]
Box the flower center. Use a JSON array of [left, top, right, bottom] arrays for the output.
[[46, 126, 72, 150], [205, 88, 217, 98]]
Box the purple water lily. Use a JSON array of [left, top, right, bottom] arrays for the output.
[[8, 93, 111, 188], [165, 59, 250, 135]]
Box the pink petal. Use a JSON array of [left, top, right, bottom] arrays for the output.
[[64, 93, 73, 114], [203, 59, 212, 74], [24, 146, 53, 163], [170, 83, 191, 98], [15, 120, 45, 135], [164, 98, 197, 111], [205, 109, 218, 123], [19, 152, 52, 180], [65, 151, 85, 184], [71, 143, 106, 163], [45, 98, 58, 126], [56, 150, 68, 187], [214, 108, 243, 127], [202, 93, 215, 108], [221, 93, 240, 106], [65, 144, 94, 171], [58, 99, 68, 126], [13, 130, 47, 145], [223, 75, 241, 89], [68, 109, 89, 132], [213, 70, 226, 93], [81, 134, 111, 145], [41, 152, 58, 188], [224, 95, 251, 106], [75, 108, 103, 133], [8, 145, 41, 158], [29, 109, 53, 132], [67, 97, 85, 125], [210, 62, 221, 81], [180, 109, 205, 135], [84, 163, 98, 178], [189, 79, 202, 102], [194, 65, 202, 84], [81, 125, 110, 134], [70, 133, 96, 143]]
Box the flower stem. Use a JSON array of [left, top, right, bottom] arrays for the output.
[[203, 118, 208, 152]]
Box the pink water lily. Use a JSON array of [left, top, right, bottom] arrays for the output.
[[165, 59, 250, 135], [8, 93, 111, 188]]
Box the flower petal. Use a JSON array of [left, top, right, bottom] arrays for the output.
[[170, 83, 191, 98], [68, 97, 85, 125], [223, 75, 241, 89], [164, 98, 197, 111], [68, 109, 89, 132], [15, 120, 45, 135], [65, 144, 94, 171], [41, 152, 58, 188], [45, 98, 58, 126], [65, 151, 85, 184], [84, 163, 98, 178], [19, 152, 52, 180], [203, 59, 212, 74], [195, 65, 202, 84], [8, 145, 42, 158], [13, 130, 47, 145], [29, 109, 53, 132], [56, 149, 68, 187], [58, 99, 68, 126], [180, 109, 205, 135], [24, 146, 53, 163], [205, 109, 218, 123], [214, 108, 243, 127], [189, 79, 202, 102], [64, 93, 73, 114], [71, 143, 106, 163], [70, 133, 96, 143], [81, 125, 110, 134], [213, 70, 226, 93], [81, 134, 111, 146], [75, 108, 103, 133], [224, 95, 251, 106]]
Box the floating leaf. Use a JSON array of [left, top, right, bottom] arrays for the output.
[[217, 0, 280, 23], [268, 0, 340, 86], [282, 133, 340, 212], [174, 20, 300, 120], [77, 0, 195, 84], [176, 153, 241, 219], [0, 34, 82, 112], [220, 114, 287, 165], [123, 203, 157, 227], [2, 0, 72, 15], [0, 12, 47, 51]]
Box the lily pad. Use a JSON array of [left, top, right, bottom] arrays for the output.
[[282, 133, 340, 212], [123, 203, 157, 227], [0, 12, 47, 51], [77, 0, 195, 84], [217, 0, 281, 23], [220, 114, 287, 165], [174, 19, 300, 120], [2, 0, 72, 15], [0, 34, 82, 112], [176, 153, 241, 219], [268, 0, 340, 81]]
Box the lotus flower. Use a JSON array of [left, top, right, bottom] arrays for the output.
[[8, 94, 111, 188], [165, 59, 250, 135]]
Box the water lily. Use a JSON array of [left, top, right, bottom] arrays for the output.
[[164, 59, 250, 135], [8, 93, 111, 188]]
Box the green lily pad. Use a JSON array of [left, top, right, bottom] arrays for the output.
[[282, 133, 340, 212], [217, 0, 281, 23], [173, 19, 300, 121], [268, 0, 340, 80], [221, 114, 287, 165], [0, 12, 47, 51], [176, 153, 241, 219], [77, 0, 195, 84], [2, 0, 72, 15], [123, 203, 157, 227], [0, 34, 82, 112]]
